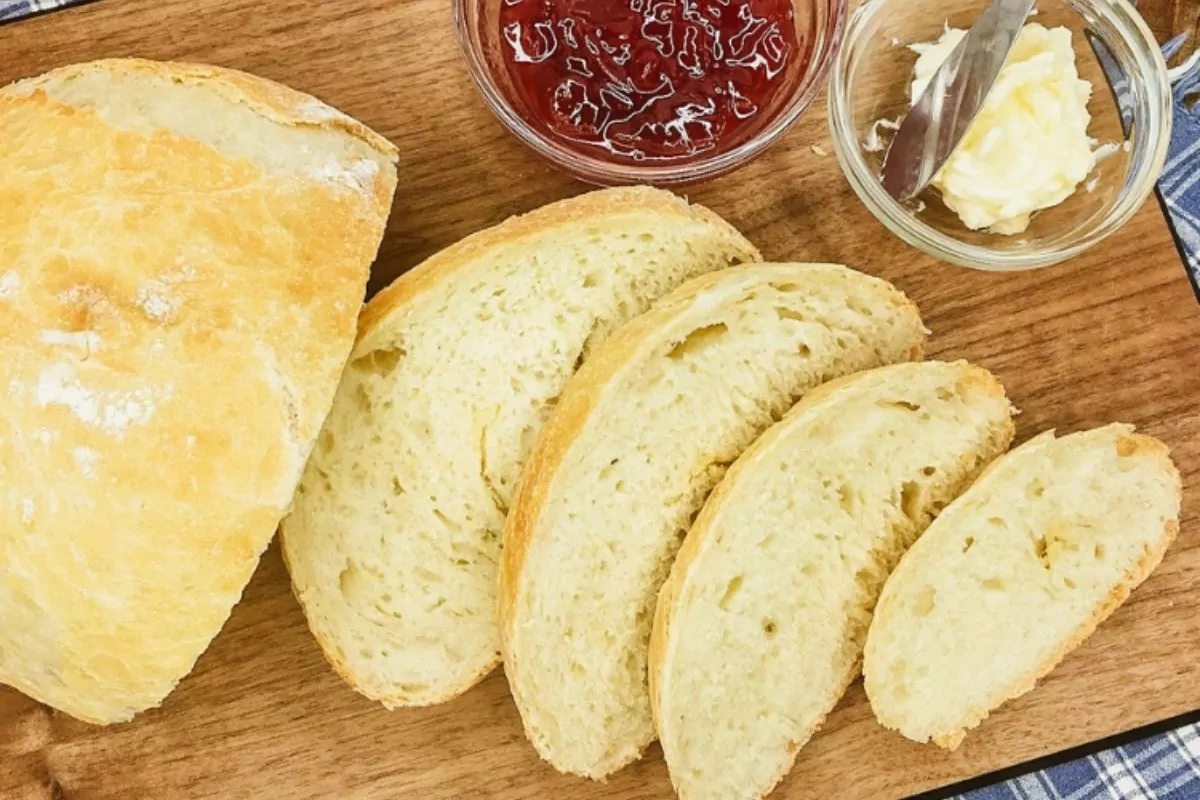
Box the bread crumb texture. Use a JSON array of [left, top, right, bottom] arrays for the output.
[[865, 424, 1181, 750], [501, 263, 928, 778], [651, 361, 1014, 800], [280, 187, 761, 707]]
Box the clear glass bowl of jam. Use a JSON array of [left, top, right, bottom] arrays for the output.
[[455, 0, 847, 186]]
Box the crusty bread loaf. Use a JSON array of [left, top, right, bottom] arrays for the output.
[[649, 361, 1016, 800], [499, 263, 929, 779], [279, 187, 760, 707], [865, 424, 1181, 750], [0, 59, 398, 724]]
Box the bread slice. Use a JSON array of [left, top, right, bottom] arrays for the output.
[[864, 424, 1181, 750], [649, 361, 1015, 800], [499, 263, 929, 779], [279, 187, 760, 707], [0, 59, 396, 724]]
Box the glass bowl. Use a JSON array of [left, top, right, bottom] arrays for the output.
[[828, 0, 1172, 271], [454, 0, 847, 186]]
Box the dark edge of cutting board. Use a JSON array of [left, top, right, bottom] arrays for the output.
[[914, 708, 1200, 799]]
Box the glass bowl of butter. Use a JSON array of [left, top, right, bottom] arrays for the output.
[[828, 0, 1172, 271]]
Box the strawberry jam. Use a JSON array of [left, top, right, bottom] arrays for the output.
[[498, 0, 806, 165]]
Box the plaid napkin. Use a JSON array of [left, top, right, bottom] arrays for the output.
[[959, 723, 1200, 800], [0, 0, 79, 21], [1157, 34, 1200, 296]]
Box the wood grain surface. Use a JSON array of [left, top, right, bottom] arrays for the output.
[[1, 1, 1199, 799]]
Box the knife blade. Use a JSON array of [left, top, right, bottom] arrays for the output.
[[880, 0, 1037, 202]]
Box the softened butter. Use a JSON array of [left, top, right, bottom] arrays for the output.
[[911, 24, 1097, 235]]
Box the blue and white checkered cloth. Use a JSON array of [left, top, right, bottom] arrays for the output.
[[1157, 34, 1200, 296], [0, 0, 77, 21], [961, 723, 1200, 800], [0, 0, 1197, 798]]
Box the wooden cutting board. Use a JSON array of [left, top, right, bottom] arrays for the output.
[[1, 1, 1198, 798]]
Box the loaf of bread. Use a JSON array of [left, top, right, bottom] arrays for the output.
[[499, 263, 928, 778], [0, 59, 398, 723], [649, 361, 1015, 800], [865, 425, 1181, 749], [279, 187, 760, 707]]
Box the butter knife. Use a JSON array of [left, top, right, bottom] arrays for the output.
[[880, 0, 1037, 202]]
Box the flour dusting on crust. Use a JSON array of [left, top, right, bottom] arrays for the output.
[[0, 271, 18, 301], [310, 158, 379, 194], [36, 363, 160, 434]]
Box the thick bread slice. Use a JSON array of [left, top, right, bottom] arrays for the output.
[[0, 59, 397, 724], [864, 424, 1181, 750], [280, 187, 760, 707], [499, 263, 928, 778], [649, 361, 1015, 800]]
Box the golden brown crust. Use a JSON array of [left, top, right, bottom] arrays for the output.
[[929, 432, 1182, 750], [9, 58, 398, 158], [0, 60, 396, 724]]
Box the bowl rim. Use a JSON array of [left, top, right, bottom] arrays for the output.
[[827, 0, 1174, 271], [453, 0, 850, 186]]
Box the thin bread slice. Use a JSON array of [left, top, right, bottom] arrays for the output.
[[279, 187, 760, 707], [499, 263, 928, 778], [650, 361, 1015, 800], [864, 424, 1181, 750]]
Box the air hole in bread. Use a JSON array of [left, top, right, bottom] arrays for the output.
[[338, 563, 357, 596], [391, 476, 405, 496], [599, 457, 620, 482], [355, 385, 372, 413], [838, 484, 856, 515], [718, 575, 744, 611], [879, 399, 921, 412], [762, 619, 778, 636], [774, 306, 806, 323], [351, 345, 405, 376], [317, 429, 335, 456], [982, 577, 1005, 591], [1094, 543, 1106, 561], [900, 481, 922, 521], [667, 322, 729, 361], [1063, 577, 1078, 589], [962, 536, 976, 554], [922, 466, 936, 477], [914, 586, 936, 617], [1034, 538, 1050, 569], [1028, 480, 1046, 498]]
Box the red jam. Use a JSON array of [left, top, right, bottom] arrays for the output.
[[498, 0, 806, 165]]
